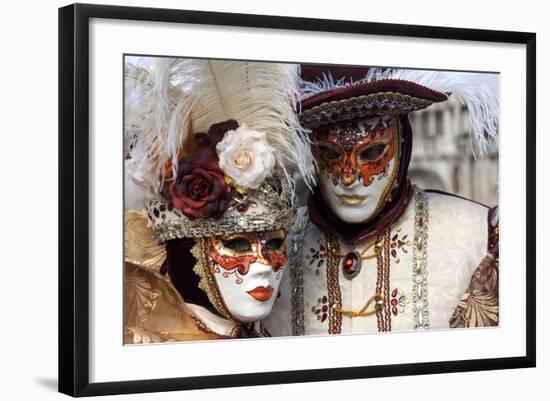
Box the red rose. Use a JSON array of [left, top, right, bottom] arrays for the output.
[[170, 165, 231, 219], [168, 120, 238, 219]]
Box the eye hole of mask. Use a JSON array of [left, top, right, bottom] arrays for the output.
[[359, 143, 387, 161], [264, 237, 285, 251], [318, 145, 342, 161], [221, 237, 252, 252]]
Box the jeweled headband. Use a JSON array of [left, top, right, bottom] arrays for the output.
[[149, 176, 296, 242]]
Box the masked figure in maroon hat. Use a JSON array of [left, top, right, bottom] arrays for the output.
[[265, 66, 500, 335]]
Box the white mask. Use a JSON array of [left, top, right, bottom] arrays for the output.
[[194, 230, 287, 323], [313, 116, 401, 224]]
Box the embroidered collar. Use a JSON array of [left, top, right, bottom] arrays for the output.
[[186, 303, 242, 338]]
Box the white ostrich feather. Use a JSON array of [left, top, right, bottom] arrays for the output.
[[125, 57, 314, 204], [301, 67, 500, 157]]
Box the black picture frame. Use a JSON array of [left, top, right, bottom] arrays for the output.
[[59, 3, 536, 397]]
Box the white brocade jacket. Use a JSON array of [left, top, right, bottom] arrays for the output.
[[264, 187, 498, 336]]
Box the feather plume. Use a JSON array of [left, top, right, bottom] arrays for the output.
[[301, 68, 500, 157], [125, 58, 314, 204]]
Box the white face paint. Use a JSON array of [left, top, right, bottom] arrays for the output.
[[213, 261, 283, 323], [319, 158, 398, 223], [205, 231, 287, 323]]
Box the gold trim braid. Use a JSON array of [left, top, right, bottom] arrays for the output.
[[382, 228, 392, 331], [191, 239, 237, 322], [374, 228, 392, 332], [300, 92, 434, 128], [326, 234, 343, 334]]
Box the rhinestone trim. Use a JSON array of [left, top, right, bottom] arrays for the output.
[[289, 210, 310, 336], [152, 208, 297, 242], [411, 185, 430, 330], [149, 178, 296, 241]]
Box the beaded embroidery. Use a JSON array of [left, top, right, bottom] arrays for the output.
[[411, 186, 430, 330], [290, 210, 310, 336]]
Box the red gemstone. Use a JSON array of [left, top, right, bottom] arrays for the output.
[[391, 288, 398, 298], [392, 306, 398, 316], [390, 299, 398, 306], [236, 203, 249, 213], [342, 252, 361, 279]]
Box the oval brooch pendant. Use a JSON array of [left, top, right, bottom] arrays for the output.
[[342, 251, 361, 280]]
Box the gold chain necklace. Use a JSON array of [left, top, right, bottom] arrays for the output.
[[327, 228, 392, 331]]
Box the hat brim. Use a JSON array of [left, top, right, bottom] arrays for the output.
[[300, 79, 449, 128]]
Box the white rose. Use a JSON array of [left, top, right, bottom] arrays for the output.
[[216, 125, 275, 189]]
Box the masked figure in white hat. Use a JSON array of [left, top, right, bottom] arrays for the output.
[[123, 58, 313, 343], [265, 66, 499, 335]]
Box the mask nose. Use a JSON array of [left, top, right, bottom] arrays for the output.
[[341, 156, 358, 186], [249, 262, 274, 278]]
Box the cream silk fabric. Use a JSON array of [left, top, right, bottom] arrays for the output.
[[264, 191, 489, 336]]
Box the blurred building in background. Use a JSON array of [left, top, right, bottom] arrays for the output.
[[408, 96, 499, 207]]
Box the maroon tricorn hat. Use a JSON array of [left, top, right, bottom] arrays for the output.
[[299, 65, 449, 129]]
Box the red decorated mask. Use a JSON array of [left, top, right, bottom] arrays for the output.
[[313, 115, 398, 187], [312, 116, 401, 223]]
